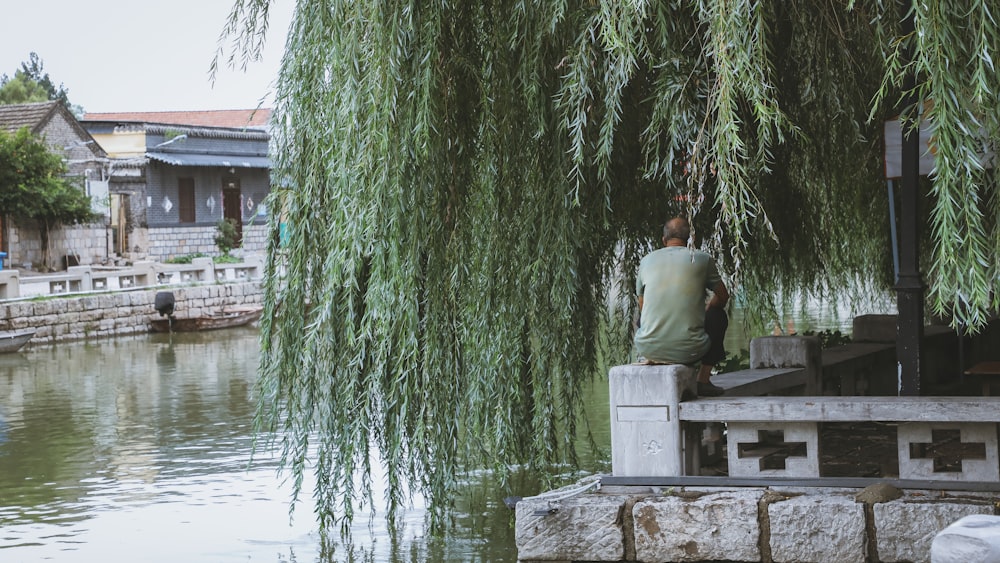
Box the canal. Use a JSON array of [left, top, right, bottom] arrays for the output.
[[0, 296, 865, 562], [0, 328, 598, 562]]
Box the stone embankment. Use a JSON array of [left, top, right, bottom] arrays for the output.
[[0, 281, 263, 345], [516, 479, 999, 563]]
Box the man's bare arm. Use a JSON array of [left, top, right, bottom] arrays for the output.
[[707, 282, 729, 310]]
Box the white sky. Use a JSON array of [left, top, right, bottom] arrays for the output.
[[0, 0, 294, 113]]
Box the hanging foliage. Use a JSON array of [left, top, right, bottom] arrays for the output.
[[871, 0, 1000, 331], [220, 0, 1000, 534]]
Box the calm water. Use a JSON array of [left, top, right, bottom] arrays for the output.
[[0, 297, 868, 562], [0, 329, 560, 563]]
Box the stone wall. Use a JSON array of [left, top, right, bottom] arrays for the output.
[[0, 281, 262, 345], [516, 481, 998, 563], [144, 224, 268, 262], [7, 221, 110, 269]]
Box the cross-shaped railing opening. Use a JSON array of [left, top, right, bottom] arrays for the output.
[[909, 428, 987, 473], [736, 429, 808, 471]]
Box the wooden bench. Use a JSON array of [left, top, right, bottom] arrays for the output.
[[964, 361, 1000, 396], [711, 367, 806, 396], [679, 396, 1000, 482]]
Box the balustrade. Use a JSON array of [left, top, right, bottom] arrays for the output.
[[0, 254, 264, 300]]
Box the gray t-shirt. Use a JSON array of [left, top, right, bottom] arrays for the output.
[[634, 246, 722, 364]]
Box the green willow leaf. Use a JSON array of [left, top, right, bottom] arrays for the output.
[[217, 0, 1000, 537]]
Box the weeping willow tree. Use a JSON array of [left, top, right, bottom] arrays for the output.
[[218, 0, 1000, 534]]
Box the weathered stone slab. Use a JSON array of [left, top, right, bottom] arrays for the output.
[[852, 314, 897, 342], [679, 396, 1000, 422], [875, 498, 994, 563], [768, 494, 865, 563], [931, 514, 1000, 563], [515, 493, 627, 562], [711, 367, 805, 396], [750, 335, 822, 393], [610, 364, 696, 477], [633, 490, 762, 562]]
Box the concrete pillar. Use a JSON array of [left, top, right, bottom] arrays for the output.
[[192, 257, 214, 282], [0, 270, 20, 299], [132, 261, 157, 287], [68, 265, 93, 291], [609, 364, 696, 477], [853, 314, 898, 343], [750, 335, 822, 394], [242, 253, 264, 279]]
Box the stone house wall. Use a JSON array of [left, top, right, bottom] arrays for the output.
[[144, 161, 270, 228], [144, 224, 268, 262], [6, 221, 109, 270]]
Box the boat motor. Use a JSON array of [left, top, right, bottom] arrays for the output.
[[154, 291, 176, 318]]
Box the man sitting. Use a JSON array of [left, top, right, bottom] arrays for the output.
[[634, 217, 730, 397]]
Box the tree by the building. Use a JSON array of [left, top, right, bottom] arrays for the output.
[[0, 128, 96, 270]]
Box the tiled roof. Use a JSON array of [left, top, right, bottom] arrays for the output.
[[0, 101, 61, 134], [82, 108, 271, 129]]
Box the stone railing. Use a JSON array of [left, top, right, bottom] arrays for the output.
[[516, 334, 1000, 563], [0, 255, 265, 300], [608, 337, 1000, 484]]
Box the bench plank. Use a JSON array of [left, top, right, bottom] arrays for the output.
[[679, 396, 1000, 422], [713, 367, 804, 396]]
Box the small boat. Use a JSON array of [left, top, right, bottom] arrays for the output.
[[149, 305, 263, 333], [0, 329, 36, 353]]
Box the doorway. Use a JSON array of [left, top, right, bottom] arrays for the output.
[[222, 179, 243, 245], [110, 193, 129, 256]]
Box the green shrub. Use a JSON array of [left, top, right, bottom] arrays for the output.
[[164, 253, 207, 264], [215, 218, 241, 257]]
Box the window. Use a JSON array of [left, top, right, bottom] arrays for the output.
[[178, 178, 195, 223]]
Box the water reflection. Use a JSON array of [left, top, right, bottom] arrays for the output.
[[0, 329, 544, 562], [0, 295, 879, 562]]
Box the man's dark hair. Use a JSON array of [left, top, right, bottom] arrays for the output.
[[663, 217, 690, 242]]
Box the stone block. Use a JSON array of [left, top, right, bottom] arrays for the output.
[[897, 422, 999, 482], [633, 490, 762, 562], [768, 495, 866, 563], [876, 498, 994, 563], [514, 493, 627, 562], [750, 336, 820, 368], [852, 314, 897, 342], [750, 336, 822, 393], [931, 514, 1000, 563], [0, 270, 20, 299], [609, 364, 697, 477]]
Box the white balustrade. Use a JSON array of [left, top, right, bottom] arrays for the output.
[[0, 254, 265, 300]]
